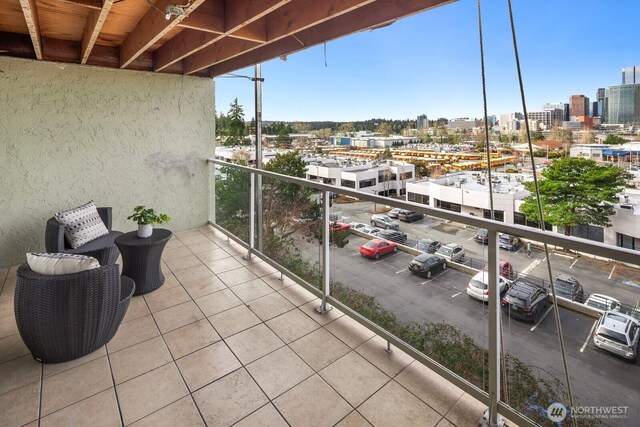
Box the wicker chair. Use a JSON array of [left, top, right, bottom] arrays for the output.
[[45, 207, 123, 265], [15, 263, 135, 363]]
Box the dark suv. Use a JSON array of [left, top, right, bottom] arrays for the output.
[[398, 209, 425, 223], [501, 280, 549, 322], [473, 228, 489, 244], [552, 274, 584, 302]]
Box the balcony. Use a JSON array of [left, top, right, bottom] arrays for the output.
[[0, 227, 489, 426]]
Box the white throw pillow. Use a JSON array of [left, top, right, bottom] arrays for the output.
[[55, 201, 109, 249], [27, 253, 100, 275]]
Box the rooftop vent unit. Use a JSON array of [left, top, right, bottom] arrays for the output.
[[620, 204, 634, 212], [454, 181, 461, 188]]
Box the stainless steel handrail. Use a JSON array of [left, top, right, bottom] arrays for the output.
[[208, 158, 640, 427]]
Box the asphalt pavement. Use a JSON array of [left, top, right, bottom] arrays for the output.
[[295, 200, 640, 426]]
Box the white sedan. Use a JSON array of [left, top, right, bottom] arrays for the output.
[[467, 271, 511, 302]]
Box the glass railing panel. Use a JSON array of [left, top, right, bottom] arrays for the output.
[[213, 162, 252, 245]]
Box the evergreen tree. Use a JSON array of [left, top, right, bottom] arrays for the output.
[[519, 157, 632, 236], [225, 98, 249, 146]]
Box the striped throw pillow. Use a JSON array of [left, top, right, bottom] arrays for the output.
[[55, 201, 109, 249], [27, 253, 100, 275]]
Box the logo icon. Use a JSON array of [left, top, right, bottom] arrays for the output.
[[547, 402, 568, 422]]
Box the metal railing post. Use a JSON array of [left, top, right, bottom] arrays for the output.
[[316, 190, 332, 314], [486, 230, 503, 426], [254, 64, 264, 252], [244, 172, 255, 259]]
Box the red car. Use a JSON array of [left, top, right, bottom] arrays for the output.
[[360, 239, 398, 259], [330, 222, 351, 231]]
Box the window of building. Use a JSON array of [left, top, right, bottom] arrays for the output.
[[378, 173, 397, 182], [514, 212, 527, 225], [483, 210, 505, 222], [308, 175, 317, 181], [400, 172, 413, 180], [617, 233, 636, 250], [359, 178, 376, 188], [435, 199, 461, 212], [558, 225, 604, 242], [342, 180, 355, 189], [407, 192, 429, 204], [323, 178, 333, 184]]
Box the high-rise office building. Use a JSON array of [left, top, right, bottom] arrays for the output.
[[622, 66, 640, 84], [596, 88, 606, 120], [417, 114, 428, 130], [569, 95, 590, 117], [542, 103, 565, 125], [605, 85, 640, 125], [591, 101, 599, 117]]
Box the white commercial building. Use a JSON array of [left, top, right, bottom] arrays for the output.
[[570, 144, 610, 160], [351, 136, 420, 148], [406, 172, 531, 223], [305, 157, 415, 196]]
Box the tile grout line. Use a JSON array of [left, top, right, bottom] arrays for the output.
[[37, 361, 43, 426], [104, 347, 126, 427]]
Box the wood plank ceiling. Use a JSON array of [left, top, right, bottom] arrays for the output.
[[0, 0, 454, 77]]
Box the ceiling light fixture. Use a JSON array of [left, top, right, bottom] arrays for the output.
[[146, 0, 191, 20]]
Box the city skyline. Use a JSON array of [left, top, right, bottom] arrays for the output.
[[214, 0, 639, 122]]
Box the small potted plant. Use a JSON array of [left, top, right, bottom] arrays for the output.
[[127, 206, 170, 238]]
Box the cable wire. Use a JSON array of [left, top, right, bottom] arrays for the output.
[[477, 0, 510, 406], [506, 1, 577, 424]]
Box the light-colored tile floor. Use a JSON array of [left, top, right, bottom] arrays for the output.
[[0, 227, 501, 427]]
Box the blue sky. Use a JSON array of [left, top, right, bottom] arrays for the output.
[[214, 0, 639, 122]]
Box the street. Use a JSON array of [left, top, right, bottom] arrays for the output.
[[296, 200, 640, 425]]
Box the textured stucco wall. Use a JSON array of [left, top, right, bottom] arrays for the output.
[[0, 57, 215, 267]]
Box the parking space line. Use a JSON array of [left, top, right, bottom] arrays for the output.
[[395, 268, 407, 274], [421, 269, 450, 285], [530, 305, 554, 331], [352, 253, 360, 256], [451, 292, 462, 298], [580, 320, 599, 353], [521, 257, 546, 276], [569, 258, 578, 269], [608, 265, 616, 280], [467, 236, 475, 241], [553, 252, 574, 259]]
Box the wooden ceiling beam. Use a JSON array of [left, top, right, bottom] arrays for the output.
[[210, 0, 453, 77], [120, 0, 205, 69], [177, 0, 224, 34], [81, 0, 114, 64], [185, 0, 372, 75], [230, 19, 267, 43], [182, 37, 261, 74], [154, 0, 288, 72], [18, 0, 42, 60], [56, 0, 102, 10]]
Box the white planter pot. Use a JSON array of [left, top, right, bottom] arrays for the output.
[[138, 224, 153, 238]]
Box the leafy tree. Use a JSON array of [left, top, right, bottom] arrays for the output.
[[531, 131, 545, 141], [377, 122, 392, 137], [604, 134, 628, 145], [338, 122, 356, 135], [550, 126, 572, 145], [519, 157, 632, 236], [578, 130, 596, 145], [380, 147, 393, 160], [224, 98, 249, 146], [276, 128, 292, 148]]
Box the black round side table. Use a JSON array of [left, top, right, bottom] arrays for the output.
[[115, 228, 172, 296]]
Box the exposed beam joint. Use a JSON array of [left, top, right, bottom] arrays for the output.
[[155, 0, 287, 72], [120, 0, 205, 69], [81, 0, 114, 64], [186, 0, 371, 75], [18, 0, 42, 59], [177, 0, 224, 33], [210, 0, 453, 77], [183, 38, 260, 74]]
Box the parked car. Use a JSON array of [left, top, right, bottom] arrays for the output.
[[501, 280, 549, 322], [416, 239, 441, 254], [467, 271, 511, 302], [329, 222, 350, 232], [377, 229, 407, 244], [359, 239, 398, 260], [552, 274, 585, 302], [474, 228, 489, 244], [370, 214, 400, 230], [349, 222, 369, 232], [408, 254, 447, 279], [398, 210, 425, 223], [498, 233, 521, 251], [584, 293, 621, 314], [593, 311, 639, 361], [367, 228, 382, 237], [435, 243, 465, 262], [387, 208, 402, 219]]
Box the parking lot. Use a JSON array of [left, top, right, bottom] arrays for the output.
[[297, 200, 640, 425]]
